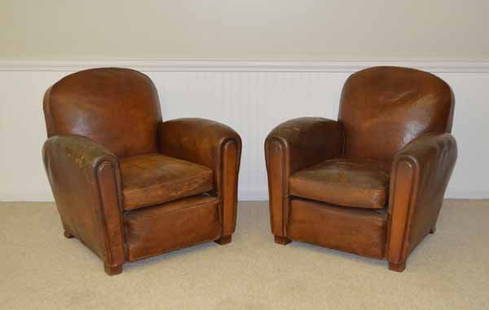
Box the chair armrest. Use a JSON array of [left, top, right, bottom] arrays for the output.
[[265, 117, 343, 174], [158, 118, 242, 237], [264, 117, 343, 237], [43, 135, 119, 171], [387, 133, 457, 269], [42, 135, 125, 270]]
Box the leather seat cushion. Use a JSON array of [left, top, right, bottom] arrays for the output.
[[289, 158, 389, 209], [120, 153, 214, 210], [124, 195, 221, 261], [287, 198, 387, 258]]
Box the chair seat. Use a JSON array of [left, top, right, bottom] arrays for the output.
[[120, 153, 214, 210], [289, 158, 389, 209]]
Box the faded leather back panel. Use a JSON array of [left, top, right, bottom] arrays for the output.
[[339, 66, 454, 164], [44, 68, 162, 157]]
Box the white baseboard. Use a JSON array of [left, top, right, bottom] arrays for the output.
[[238, 189, 269, 201], [1, 58, 489, 201], [445, 189, 489, 199]]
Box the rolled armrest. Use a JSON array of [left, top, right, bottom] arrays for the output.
[[265, 117, 343, 174], [387, 133, 457, 267], [42, 135, 125, 269], [158, 118, 242, 236], [43, 135, 118, 171], [158, 118, 241, 173], [264, 117, 343, 237]]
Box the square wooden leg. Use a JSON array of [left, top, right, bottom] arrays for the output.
[[215, 235, 232, 245], [274, 236, 291, 245], [388, 262, 406, 272], [63, 231, 74, 239], [104, 263, 123, 276]]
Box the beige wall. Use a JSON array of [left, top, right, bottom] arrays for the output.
[[1, 0, 488, 60]]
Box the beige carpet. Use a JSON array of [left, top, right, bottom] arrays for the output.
[[0, 200, 488, 310]]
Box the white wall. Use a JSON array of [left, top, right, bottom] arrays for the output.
[[1, 0, 488, 60], [0, 60, 488, 201]]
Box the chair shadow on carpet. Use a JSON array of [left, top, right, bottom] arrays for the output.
[[284, 235, 435, 270]]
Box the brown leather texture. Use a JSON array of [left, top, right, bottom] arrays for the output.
[[265, 117, 343, 238], [265, 66, 457, 271], [339, 66, 454, 165], [124, 195, 221, 261], [43, 68, 162, 158], [289, 158, 389, 209], [42, 135, 125, 271], [120, 153, 213, 210], [42, 68, 241, 275], [387, 133, 457, 268], [159, 118, 242, 237], [288, 198, 387, 259]]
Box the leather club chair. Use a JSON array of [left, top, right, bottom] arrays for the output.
[[42, 68, 241, 275], [265, 66, 457, 272]]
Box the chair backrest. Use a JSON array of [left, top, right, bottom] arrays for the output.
[[338, 66, 454, 164], [43, 68, 162, 158]]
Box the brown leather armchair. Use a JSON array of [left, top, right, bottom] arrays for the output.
[[265, 66, 457, 272], [42, 68, 241, 275]]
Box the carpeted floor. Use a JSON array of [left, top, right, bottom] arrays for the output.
[[0, 200, 488, 310]]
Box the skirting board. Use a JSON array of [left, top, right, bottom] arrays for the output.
[[0, 59, 488, 201]]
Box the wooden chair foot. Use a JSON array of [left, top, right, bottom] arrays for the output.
[[215, 236, 232, 245], [388, 262, 406, 272], [274, 236, 291, 245], [64, 231, 74, 239], [104, 264, 123, 276]]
